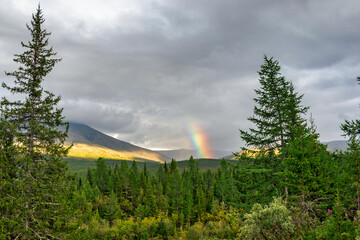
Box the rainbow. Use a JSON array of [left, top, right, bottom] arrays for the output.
[[187, 121, 213, 159]]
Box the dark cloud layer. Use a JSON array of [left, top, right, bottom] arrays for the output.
[[1, 0, 359, 151]]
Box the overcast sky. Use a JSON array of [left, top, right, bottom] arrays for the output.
[[1, 0, 359, 152]]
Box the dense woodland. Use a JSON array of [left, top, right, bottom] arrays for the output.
[[2, 6, 360, 240]]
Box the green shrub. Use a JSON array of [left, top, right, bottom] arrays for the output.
[[315, 203, 357, 240], [186, 222, 204, 240], [240, 197, 294, 239], [204, 220, 233, 239]]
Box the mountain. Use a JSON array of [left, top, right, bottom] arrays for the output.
[[157, 149, 233, 161], [223, 153, 236, 160], [156, 149, 194, 161], [225, 140, 349, 158], [65, 122, 170, 163], [323, 140, 348, 152]]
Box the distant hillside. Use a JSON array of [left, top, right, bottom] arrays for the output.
[[66, 157, 237, 175], [323, 140, 348, 152], [223, 153, 236, 160], [65, 122, 170, 163], [176, 158, 238, 171], [157, 149, 232, 161], [225, 141, 349, 157]]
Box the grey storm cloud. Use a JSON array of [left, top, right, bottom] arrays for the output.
[[0, 0, 359, 151]]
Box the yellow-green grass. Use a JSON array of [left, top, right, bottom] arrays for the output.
[[66, 143, 164, 163], [231, 148, 280, 159]]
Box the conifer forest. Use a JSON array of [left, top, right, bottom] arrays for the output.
[[2, 6, 360, 240]]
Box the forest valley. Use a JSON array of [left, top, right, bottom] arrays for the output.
[[1, 5, 360, 240]]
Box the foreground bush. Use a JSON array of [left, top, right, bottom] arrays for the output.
[[240, 197, 294, 239], [315, 203, 357, 240]]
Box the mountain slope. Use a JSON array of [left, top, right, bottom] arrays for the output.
[[225, 140, 349, 159], [65, 122, 170, 163], [323, 140, 348, 152], [157, 149, 232, 161]]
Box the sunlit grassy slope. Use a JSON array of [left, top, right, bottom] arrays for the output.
[[66, 143, 165, 162], [67, 144, 132, 161], [226, 148, 280, 160], [65, 122, 170, 163]]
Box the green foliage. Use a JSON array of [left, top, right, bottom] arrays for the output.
[[167, 159, 183, 215], [1, 12, 359, 237], [214, 159, 239, 207], [1, 5, 69, 160], [95, 158, 111, 195], [234, 155, 283, 210], [281, 117, 331, 208], [315, 202, 357, 239], [0, 6, 75, 238], [186, 222, 204, 240], [241, 197, 295, 239], [64, 156, 245, 238], [240, 55, 308, 150], [341, 119, 360, 210], [336, 76, 360, 211]]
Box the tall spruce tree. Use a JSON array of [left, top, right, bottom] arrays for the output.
[[281, 117, 329, 208], [1, 5, 69, 159], [240, 55, 308, 150], [0, 6, 72, 238], [341, 120, 360, 210], [340, 76, 360, 210]]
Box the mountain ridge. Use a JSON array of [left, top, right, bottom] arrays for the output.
[[65, 122, 170, 163], [323, 140, 348, 152]]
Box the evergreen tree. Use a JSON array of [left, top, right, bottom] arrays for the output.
[[0, 119, 20, 238], [129, 161, 140, 211], [214, 160, 229, 203], [1, 5, 69, 159], [339, 77, 360, 210], [0, 6, 73, 238], [140, 162, 149, 189], [167, 159, 183, 215], [87, 167, 94, 186], [234, 153, 282, 209], [119, 160, 130, 200], [281, 117, 329, 209], [183, 188, 194, 225], [341, 119, 360, 210], [95, 158, 111, 195], [203, 169, 214, 212], [214, 159, 238, 206], [188, 156, 200, 192], [83, 179, 96, 202], [143, 186, 158, 217], [194, 188, 206, 221], [157, 163, 167, 195], [111, 163, 122, 197], [240, 55, 308, 150], [0, 118, 17, 178], [169, 158, 178, 174]]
